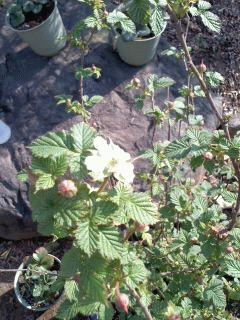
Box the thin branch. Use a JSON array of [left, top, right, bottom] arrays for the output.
[[166, 3, 240, 230], [127, 285, 154, 320]]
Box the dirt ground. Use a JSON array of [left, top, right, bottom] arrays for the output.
[[0, 0, 239, 319]]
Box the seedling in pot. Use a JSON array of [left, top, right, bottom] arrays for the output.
[[18, 247, 61, 309], [8, 0, 50, 28]]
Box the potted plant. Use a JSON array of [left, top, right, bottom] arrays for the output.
[[14, 247, 63, 311], [107, 0, 167, 66], [6, 0, 66, 56]]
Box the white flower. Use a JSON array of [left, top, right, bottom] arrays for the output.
[[85, 136, 134, 184]]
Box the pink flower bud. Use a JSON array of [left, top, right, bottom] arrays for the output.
[[199, 60, 207, 74], [226, 246, 234, 254], [204, 152, 213, 161], [58, 180, 77, 198], [131, 77, 141, 88], [115, 293, 129, 314]]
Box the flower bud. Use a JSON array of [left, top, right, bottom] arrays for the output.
[[131, 77, 141, 88], [92, 64, 97, 72], [58, 180, 78, 198], [103, 10, 109, 18], [135, 222, 149, 233], [226, 246, 234, 254], [190, 237, 198, 244], [198, 61, 207, 74], [204, 152, 213, 161], [115, 293, 129, 314]]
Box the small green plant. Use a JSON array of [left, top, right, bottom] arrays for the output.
[[56, 0, 108, 122], [8, 0, 49, 28], [18, 247, 61, 309], [107, 0, 168, 41]]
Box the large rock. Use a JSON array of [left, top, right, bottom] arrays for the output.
[[0, 0, 222, 240]]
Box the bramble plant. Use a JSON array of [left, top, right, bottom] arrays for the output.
[[8, 0, 49, 28], [19, 247, 60, 309], [19, 0, 240, 319], [55, 0, 108, 122]]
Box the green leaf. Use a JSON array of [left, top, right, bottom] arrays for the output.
[[107, 10, 136, 34], [29, 131, 74, 158], [166, 138, 191, 159], [80, 272, 106, 303], [113, 185, 159, 225], [98, 226, 124, 260], [225, 259, 240, 278], [200, 10, 221, 33], [57, 299, 100, 319], [85, 95, 103, 108], [203, 277, 226, 308], [32, 155, 68, 191], [71, 123, 96, 153], [35, 173, 55, 192], [127, 0, 150, 25], [65, 280, 79, 302], [60, 247, 82, 278], [123, 258, 149, 288], [205, 71, 224, 88], [150, 4, 167, 36], [75, 220, 99, 256], [148, 75, 175, 92], [98, 304, 115, 320], [92, 200, 119, 225]]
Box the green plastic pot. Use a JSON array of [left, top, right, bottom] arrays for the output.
[[14, 254, 62, 312], [6, 0, 66, 57], [115, 33, 161, 66]]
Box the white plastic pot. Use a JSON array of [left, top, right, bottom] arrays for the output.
[[114, 32, 161, 67], [14, 254, 62, 312], [0, 120, 11, 144], [6, 0, 66, 56]]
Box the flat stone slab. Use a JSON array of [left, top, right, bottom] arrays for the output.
[[0, 0, 222, 240]]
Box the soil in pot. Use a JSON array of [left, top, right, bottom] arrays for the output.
[[18, 257, 62, 309], [14, 0, 54, 30]]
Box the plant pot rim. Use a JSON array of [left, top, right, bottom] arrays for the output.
[[6, 0, 57, 33], [14, 253, 62, 312], [116, 30, 161, 43]]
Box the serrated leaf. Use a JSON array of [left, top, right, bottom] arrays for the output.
[[204, 277, 226, 308], [200, 10, 221, 33], [128, 0, 150, 25], [107, 10, 136, 34], [113, 185, 159, 225], [150, 4, 167, 35], [65, 280, 79, 301], [60, 247, 82, 278], [166, 138, 191, 159], [76, 220, 99, 256], [92, 200, 119, 225], [148, 75, 175, 92], [35, 173, 55, 191], [98, 226, 124, 260], [225, 259, 240, 278]]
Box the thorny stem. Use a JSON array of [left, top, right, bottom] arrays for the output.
[[166, 3, 240, 230], [79, 29, 96, 109], [127, 285, 154, 320]]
